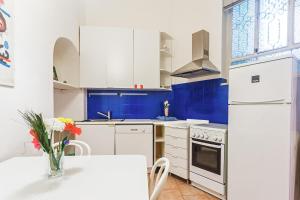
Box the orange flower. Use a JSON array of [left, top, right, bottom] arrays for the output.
[[29, 129, 40, 150], [29, 129, 38, 139], [32, 138, 41, 150], [64, 123, 81, 135]]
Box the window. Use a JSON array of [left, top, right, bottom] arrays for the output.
[[231, 0, 255, 57], [258, 0, 288, 52], [295, 0, 300, 43], [227, 0, 300, 63]]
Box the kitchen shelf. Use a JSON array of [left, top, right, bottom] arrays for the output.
[[53, 80, 77, 90], [160, 32, 173, 41], [160, 32, 173, 95], [160, 86, 171, 91], [160, 68, 171, 74], [155, 137, 165, 142], [160, 49, 172, 57], [154, 125, 165, 161]]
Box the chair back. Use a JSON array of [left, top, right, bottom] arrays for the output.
[[149, 157, 170, 200], [53, 140, 91, 156]]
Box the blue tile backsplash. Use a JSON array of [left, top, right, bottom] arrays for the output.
[[87, 90, 172, 119], [170, 79, 228, 124], [87, 78, 228, 124]]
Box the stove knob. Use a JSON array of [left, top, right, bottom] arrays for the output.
[[192, 133, 196, 138], [200, 133, 204, 139], [196, 134, 201, 139], [213, 137, 218, 141], [204, 134, 209, 139], [218, 138, 223, 142]]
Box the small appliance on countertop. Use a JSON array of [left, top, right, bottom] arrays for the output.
[[189, 123, 228, 200]]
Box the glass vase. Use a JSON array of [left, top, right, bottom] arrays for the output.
[[46, 150, 64, 178], [164, 107, 169, 117]]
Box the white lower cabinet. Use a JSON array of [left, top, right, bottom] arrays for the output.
[[115, 125, 153, 168], [165, 126, 189, 179], [76, 124, 115, 155]]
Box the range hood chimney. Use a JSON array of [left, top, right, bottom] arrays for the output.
[[171, 30, 220, 78]]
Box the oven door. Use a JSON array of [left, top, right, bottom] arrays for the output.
[[190, 139, 225, 184]]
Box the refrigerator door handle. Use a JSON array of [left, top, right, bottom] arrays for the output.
[[230, 99, 287, 105]]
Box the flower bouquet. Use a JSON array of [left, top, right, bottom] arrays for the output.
[[20, 111, 81, 177]]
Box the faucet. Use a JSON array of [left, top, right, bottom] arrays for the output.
[[97, 111, 111, 120]]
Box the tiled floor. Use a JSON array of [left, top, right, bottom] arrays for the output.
[[158, 175, 219, 200]]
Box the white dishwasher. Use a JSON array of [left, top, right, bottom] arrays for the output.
[[115, 125, 153, 168]]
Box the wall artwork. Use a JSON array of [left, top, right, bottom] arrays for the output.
[[0, 0, 13, 87]]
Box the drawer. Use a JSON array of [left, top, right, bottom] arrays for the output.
[[116, 125, 153, 133], [165, 144, 188, 159], [165, 127, 188, 139], [165, 135, 188, 149], [170, 165, 188, 179], [166, 153, 188, 169]]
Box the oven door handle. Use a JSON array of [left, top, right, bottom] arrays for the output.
[[192, 140, 222, 149]]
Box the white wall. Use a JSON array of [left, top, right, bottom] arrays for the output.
[[54, 89, 85, 121], [170, 0, 224, 84], [0, 0, 80, 161], [81, 0, 171, 32], [80, 0, 224, 84]]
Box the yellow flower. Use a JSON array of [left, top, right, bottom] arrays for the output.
[[57, 117, 74, 124]]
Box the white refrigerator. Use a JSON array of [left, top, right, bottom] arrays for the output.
[[228, 56, 300, 200]]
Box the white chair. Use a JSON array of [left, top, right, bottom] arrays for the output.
[[149, 157, 170, 200], [53, 140, 91, 156]]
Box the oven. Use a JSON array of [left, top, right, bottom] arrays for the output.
[[190, 134, 225, 184]]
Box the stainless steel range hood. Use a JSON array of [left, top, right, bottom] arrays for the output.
[[171, 30, 220, 78]]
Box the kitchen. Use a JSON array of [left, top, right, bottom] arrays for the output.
[[0, 0, 299, 200]]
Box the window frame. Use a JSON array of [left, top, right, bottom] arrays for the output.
[[227, 0, 300, 63]]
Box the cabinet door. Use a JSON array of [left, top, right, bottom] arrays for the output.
[[134, 29, 160, 88], [106, 28, 134, 88], [228, 104, 291, 200], [115, 125, 153, 167], [80, 26, 108, 88], [76, 124, 115, 155]]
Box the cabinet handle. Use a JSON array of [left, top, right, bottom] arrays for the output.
[[130, 129, 138, 131]]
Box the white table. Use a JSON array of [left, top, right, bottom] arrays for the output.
[[0, 155, 149, 200]]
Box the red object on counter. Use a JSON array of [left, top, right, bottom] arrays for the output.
[[140, 84, 144, 89]]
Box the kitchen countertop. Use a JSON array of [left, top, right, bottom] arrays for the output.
[[75, 119, 209, 126]]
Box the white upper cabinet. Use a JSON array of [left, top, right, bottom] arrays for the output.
[[80, 26, 161, 89], [106, 28, 134, 88], [80, 26, 108, 88], [134, 29, 160, 89]]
